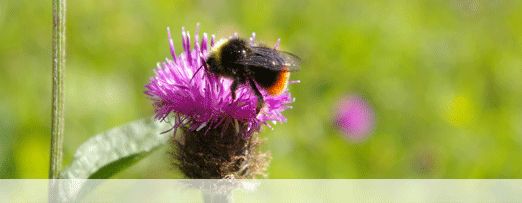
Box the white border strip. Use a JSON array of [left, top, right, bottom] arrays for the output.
[[1, 179, 521, 202]]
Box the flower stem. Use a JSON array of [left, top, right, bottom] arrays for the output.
[[203, 190, 234, 203], [49, 0, 66, 180]]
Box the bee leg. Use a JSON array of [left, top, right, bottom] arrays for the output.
[[230, 79, 239, 101], [247, 77, 264, 114]]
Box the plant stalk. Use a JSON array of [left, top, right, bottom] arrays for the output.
[[203, 190, 234, 203], [49, 0, 66, 201], [50, 0, 66, 181]]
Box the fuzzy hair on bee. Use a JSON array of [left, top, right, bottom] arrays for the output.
[[202, 37, 301, 113]]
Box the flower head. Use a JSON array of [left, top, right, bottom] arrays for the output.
[[144, 24, 295, 137], [144, 24, 297, 179]]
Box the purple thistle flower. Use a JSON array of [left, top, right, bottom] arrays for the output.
[[144, 24, 296, 137], [334, 94, 375, 141], [144, 24, 297, 179]]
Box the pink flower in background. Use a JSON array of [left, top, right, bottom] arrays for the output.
[[334, 94, 375, 141]]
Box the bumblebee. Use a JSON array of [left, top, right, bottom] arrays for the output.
[[205, 38, 301, 113]]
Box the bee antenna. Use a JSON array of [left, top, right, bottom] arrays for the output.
[[190, 56, 209, 82], [190, 63, 205, 82]]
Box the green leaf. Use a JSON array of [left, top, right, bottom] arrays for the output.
[[58, 116, 173, 202]]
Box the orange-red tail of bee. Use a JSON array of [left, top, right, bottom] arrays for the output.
[[266, 70, 290, 95]]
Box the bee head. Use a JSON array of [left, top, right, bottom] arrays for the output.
[[206, 54, 222, 74]]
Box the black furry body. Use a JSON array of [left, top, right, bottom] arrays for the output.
[[205, 38, 301, 112]]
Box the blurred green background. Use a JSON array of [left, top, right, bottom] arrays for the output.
[[1, 0, 522, 179]]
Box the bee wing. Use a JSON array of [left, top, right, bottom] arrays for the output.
[[237, 47, 301, 72], [276, 50, 302, 66]]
